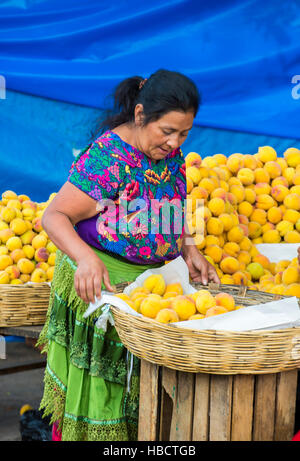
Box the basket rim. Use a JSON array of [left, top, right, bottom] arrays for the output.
[[109, 304, 300, 336]]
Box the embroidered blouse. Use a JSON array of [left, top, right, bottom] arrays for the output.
[[67, 130, 186, 264]]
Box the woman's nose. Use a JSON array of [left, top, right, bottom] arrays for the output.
[[167, 134, 180, 150]]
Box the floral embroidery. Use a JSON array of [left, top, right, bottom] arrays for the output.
[[67, 130, 186, 264]]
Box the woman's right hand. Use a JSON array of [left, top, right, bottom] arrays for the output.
[[74, 253, 115, 305]]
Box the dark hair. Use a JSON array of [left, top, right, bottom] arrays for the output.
[[93, 69, 200, 137]]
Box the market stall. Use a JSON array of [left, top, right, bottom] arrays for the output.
[[0, 145, 300, 441]]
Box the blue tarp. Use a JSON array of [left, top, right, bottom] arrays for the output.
[[0, 0, 300, 139], [0, 0, 300, 201]]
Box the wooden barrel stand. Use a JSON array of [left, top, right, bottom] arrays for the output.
[[138, 359, 299, 441]]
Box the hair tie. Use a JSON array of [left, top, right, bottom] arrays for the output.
[[139, 78, 147, 90]]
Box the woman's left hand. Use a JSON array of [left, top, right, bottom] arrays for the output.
[[182, 244, 220, 286]]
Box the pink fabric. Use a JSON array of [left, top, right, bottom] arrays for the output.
[[292, 430, 300, 441], [52, 421, 62, 441]]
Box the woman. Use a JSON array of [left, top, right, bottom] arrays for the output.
[[37, 69, 220, 441]]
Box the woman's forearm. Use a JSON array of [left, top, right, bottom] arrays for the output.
[[42, 210, 96, 264]]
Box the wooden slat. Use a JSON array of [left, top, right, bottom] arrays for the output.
[[192, 373, 210, 441], [209, 374, 233, 441], [159, 367, 177, 441], [274, 370, 298, 441], [169, 371, 194, 441], [138, 360, 160, 441], [231, 374, 255, 441], [253, 373, 277, 441]]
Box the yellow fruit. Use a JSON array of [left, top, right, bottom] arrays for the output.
[[220, 256, 239, 275], [31, 234, 47, 250], [250, 208, 267, 225], [204, 245, 223, 263], [143, 274, 166, 296], [10, 279, 23, 285], [276, 220, 294, 237], [271, 185, 289, 202], [140, 294, 162, 318], [0, 245, 8, 256], [226, 153, 244, 174], [247, 222, 261, 239], [247, 262, 264, 280], [17, 258, 35, 274], [0, 254, 13, 270], [282, 266, 300, 285], [20, 230, 36, 245], [155, 308, 179, 323], [9, 218, 28, 235], [195, 291, 216, 315], [283, 209, 300, 224], [223, 242, 240, 258], [10, 249, 26, 264], [186, 166, 201, 185], [4, 263, 20, 279], [170, 295, 196, 320], [283, 147, 300, 168], [189, 313, 205, 320], [0, 270, 10, 284], [238, 201, 253, 217], [206, 217, 224, 236], [46, 252, 55, 266], [262, 229, 281, 243], [34, 247, 49, 263], [215, 292, 235, 311], [284, 231, 300, 243], [164, 283, 183, 296], [237, 168, 255, 186], [23, 245, 35, 260], [1, 207, 16, 223], [264, 161, 281, 179], [256, 194, 276, 210], [227, 226, 244, 243], [2, 190, 18, 205], [284, 194, 300, 211], [206, 306, 228, 317], [284, 283, 300, 298], [6, 236, 22, 252], [267, 207, 282, 224], [254, 168, 270, 184], [207, 197, 226, 216], [257, 146, 277, 163], [46, 266, 55, 281], [185, 152, 202, 168], [31, 268, 47, 283]]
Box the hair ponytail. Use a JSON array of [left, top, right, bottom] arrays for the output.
[[91, 69, 200, 139], [93, 76, 143, 136]]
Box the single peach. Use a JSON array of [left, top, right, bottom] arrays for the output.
[[215, 292, 235, 311], [171, 295, 196, 320], [155, 308, 179, 323], [206, 305, 228, 317], [220, 256, 239, 275], [17, 258, 35, 274]]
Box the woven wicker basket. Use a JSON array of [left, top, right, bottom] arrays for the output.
[[0, 283, 51, 327], [110, 281, 300, 375]]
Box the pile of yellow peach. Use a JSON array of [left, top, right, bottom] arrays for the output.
[[0, 190, 57, 284], [115, 274, 243, 323], [185, 146, 300, 296]]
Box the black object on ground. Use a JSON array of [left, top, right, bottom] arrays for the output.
[[19, 408, 52, 441]]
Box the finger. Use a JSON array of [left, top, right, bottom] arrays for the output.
[[78, 277, 88, 304], [208, 265, 220, 284], [199, 262, 208, 285], [93, 275, 102, 301], [86, 277, 96, 304], [102, 269, 114, 292]]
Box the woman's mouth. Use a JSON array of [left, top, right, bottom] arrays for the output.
[[158, 147, 169, 154]]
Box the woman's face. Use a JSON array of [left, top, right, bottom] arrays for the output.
[[134, 106, 194, 162]]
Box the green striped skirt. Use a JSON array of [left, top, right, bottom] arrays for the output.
[[37, 247, 161, 441]]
